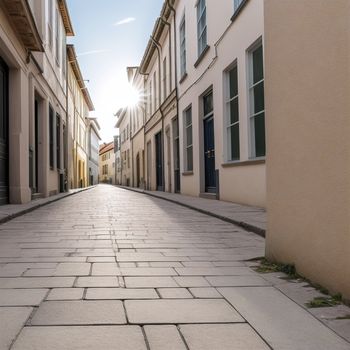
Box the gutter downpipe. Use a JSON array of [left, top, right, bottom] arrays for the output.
[[150, 35, 165, 192]]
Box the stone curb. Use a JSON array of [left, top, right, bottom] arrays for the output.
[[117, 185, 266, 238], [0, 186, 96, 225]]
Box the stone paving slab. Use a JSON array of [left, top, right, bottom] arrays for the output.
[[144, 325, 187, 350], [0, 307, 33, 350], [31, 300, 126, 325], [179, 323, 270, 350], [85, 288, 159, 300], [125, 299, 244, 324], [0, 288, 48, 306], [11, 326, 147, 350], [219, 287, 350, 350], [46, 288, 84, 300], [0, 277, 75, 288]]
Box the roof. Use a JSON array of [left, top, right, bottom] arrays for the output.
[[139, 0, 174, 73], [99, 142, 114, 155], [57, 0, 74, 36], [1, 0, 44, 52], [67, 44, 95, 111]]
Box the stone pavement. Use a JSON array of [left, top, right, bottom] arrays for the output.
[[119, 185, 266, 236], [0, 187, 94, 224], [0, 184, 349, 350]]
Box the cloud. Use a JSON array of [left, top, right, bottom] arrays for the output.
[[113, 17, 136, 26], [77, 50, 111, 57]]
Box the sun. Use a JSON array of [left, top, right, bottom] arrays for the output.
[[123, 83, 140, 107]]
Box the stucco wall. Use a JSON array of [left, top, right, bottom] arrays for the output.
[[176, 0, 265, 207], [265, 0, 350, 299]]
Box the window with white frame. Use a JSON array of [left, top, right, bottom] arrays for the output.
[[153, 71, 157, 111], [226, 64, 240, 161], [234, 0, 244, 12], [55, 9, 60, 66], [184, 106, 193, 171], [48, 0, 53, 48], [196, 0, 207, 57], [162, 57, 167, 101], [149, 80, 153, 116], [179, 15, 186, 77], [248, 42, 265, 158]]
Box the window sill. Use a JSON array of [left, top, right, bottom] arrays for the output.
[[182, 171, 194, 176], [194, 45, 210, 68], [179, 72, 188, 84], [231, 0, 249, 23], [221, 158, 265, 168]]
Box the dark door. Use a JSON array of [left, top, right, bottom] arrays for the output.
[[34, 99, 39, 192], [136, 153, 140, 188], [172, 118, 180, 193], [155, 132, 163, 191], [204, 116, 216, 193], [0, 58, 9, 205]]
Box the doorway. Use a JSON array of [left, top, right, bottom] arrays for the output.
[[155, 131, 163, 191], [203, 91, 216, 193], [0, 57, 9, 205], [136, 153, 140, 188], [146, 141, 151, 190], [172, 118, 180, 193], [166, 128, 171, 192]]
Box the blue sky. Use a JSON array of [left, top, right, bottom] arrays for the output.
[[67, 0, 164, 142]]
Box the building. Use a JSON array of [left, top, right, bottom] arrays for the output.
[[141, 2, 179, 193], [175, 0, 265, 206], [265, 0, 350, 300], [87, 118, 101, 186], [67, 44, 96, 189], [115, 0, 350, 299], [115, 107, 132, 186], [99, 142, 115, 184], [0, 0, 74, 204]]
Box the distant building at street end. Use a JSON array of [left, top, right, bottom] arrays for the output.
[[99, 142, 115, 184], [87, 118, 101, 186]]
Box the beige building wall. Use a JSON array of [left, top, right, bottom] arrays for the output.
[[0, 0, 72, 204], [175, 0, 266, 207], [265, 0, 350, 299]]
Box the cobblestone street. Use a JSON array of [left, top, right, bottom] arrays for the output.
[[0, 185, 349, 349]]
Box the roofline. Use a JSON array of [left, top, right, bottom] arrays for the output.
[[58, 0, 74, 36], [139, 0, 174, 73], [67, 44, 95, 111]]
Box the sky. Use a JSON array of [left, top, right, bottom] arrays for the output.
[[66, 0, 164, 143]]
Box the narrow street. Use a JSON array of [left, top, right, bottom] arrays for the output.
[[0, 185, 349, 350]]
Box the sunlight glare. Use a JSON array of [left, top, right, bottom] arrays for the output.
[[123, 84, 140, 107]]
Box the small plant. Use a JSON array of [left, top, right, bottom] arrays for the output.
[[306, 294, 343, 308], [254, 258, 298, 279]]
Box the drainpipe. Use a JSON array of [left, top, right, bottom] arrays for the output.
[[150, 35, 165, 192]]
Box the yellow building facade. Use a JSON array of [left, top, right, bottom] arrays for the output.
[[67, 45, 94, 189]]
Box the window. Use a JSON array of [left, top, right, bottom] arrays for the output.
[[162, 57, 167, 101], [49, 105, 54, 169], [149, 80, 153, 116], [184, 106, 193, 171], [55, 9, 60, 65], [234, 0, 244, 12], [48, 0, 53, 48], [248, 42, 265, 158], [153, 71, 157, 112], [179, 15, 186, 77], [226, 64, 240, 161], [56, 114, 61, 169], [62, 27, 66, 77], [127, 149, 130, 168], [197, 0, 207, 56]]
